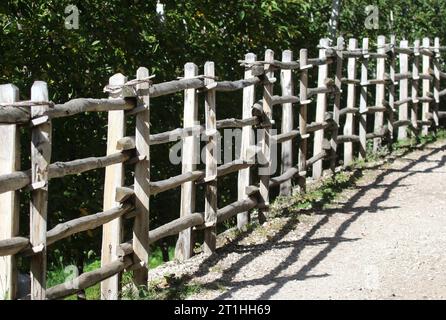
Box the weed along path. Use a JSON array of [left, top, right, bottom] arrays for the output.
[[147, 139, 446, 300]]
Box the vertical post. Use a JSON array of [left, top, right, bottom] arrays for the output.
[[258, 49, 274, 223], [344, 38, 357, 166], [433, 37, 440, 129], [0, 84, 20, 300], [313, 38, 328, 179], [398, 40, 409, 141], [298, 49, 309, 193], [237, 53, 256, 229], [101, 73, 126, 300], [175, 63, 199, 260], [132, 67, 150, 286], [412, 40, 420, 131], [331, 37, 344, 171], [30, 81, 51, 300], [422, 37, 431, 136], [280, 50, 293, 196], [388, 35, 396, 142], [374, 35, 386, 151], [359, 38, 369, 159], [203, 61, 218, 254]]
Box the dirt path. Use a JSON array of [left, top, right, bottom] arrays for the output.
[[148, 140, 446, 299]]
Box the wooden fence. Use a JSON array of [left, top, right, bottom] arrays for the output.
[[0, 35, 445, 300]]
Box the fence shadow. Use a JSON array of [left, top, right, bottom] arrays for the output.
[[188, 143, 445, 299]]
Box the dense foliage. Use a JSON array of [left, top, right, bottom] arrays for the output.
[[1, 0, 445, 269]]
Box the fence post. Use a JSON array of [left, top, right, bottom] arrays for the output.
[[344, 38, 357, 166], [422, 37, 431, 136], [398, 40, 409, 141], [412, 40, 420, 131], [388, 35, 396, 142], [101, 73, 126, 300], [175, 63, 199, 260], [30, 81, 51, 300], [374, 35, 386, 151], [258, 49, 274, 223], [280, 50, 293, 196], [237, 53, 256, 229], [298, 49, 309, 193], [313, 38, 328, 179], [433, 37, 440, 129], [331, 37, 344, 170], [132, 67, 151, 286], [203, 61, 218, 254], [359, 38, 368, 159], [0, 84, 20, 300]]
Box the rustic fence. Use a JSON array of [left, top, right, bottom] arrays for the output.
[[0, 35, 445, 300]]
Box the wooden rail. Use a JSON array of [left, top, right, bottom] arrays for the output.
[[0, 35, 445, 300]]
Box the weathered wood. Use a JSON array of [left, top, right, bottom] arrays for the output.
[[398, 40, 409, 140], [420, 48, 434, 56], [206, 77, 262, 92], [280, 50, 293, 196], [132, 67, 151, 286], [393, 120, 412, 128], [138, 78, 204, 98], [394, 46, 414, 55], [363, 106, 387, 114], [175, 63, 199, 261], [217, 196, 258, 224], [46, 256, 133, 300], [359, 38, 369, 159], [366, 125, 389, 139], [0, 84, 20, 300], [116, 136, 135, 151], [298, 49, 308, 192], [273, 130, 305, 144], [101, 74, 126, 300], [203, 61, 218, 255], [422, 37, 431, 136], [258, 49, 274, 223], [387, 35, 396, 141], [339, 107, 359, 116], [152, 170, 204, 195], [216, 160, 253, 180], [269, 167, 306, 188], [343, 38, 357, 166], [307, 151, 327, 167], [0, 237, 29, 257], [313, 38, 329, 179], [412, 40, 420, 130], [115, 186, 135, 203], [29, 81, 51, 300], [0, 151, 131, 195], [238, 53, 256, 230], [337, 135, 360, 143], [217, 117, 259, 129], [374, 35, 387, 150], [331, 37, 344, 172], [433, 37, 440, 128]]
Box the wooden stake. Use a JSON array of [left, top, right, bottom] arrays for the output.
[[298, 49, 309, 193], [359, 38, 368, 158], [258, 49, 274, 223], [331, 37, 344, 170], [175, 63, 199, 261], [101, 74, 126, 300], [237, 53, 256, 229], [30, 81, 51, 300], [433, 37, 440, 128], [280, 50, 293, 196], [0, 84, 20, 300], [132, 67, 150, 286], [344, 38, 357, 166], [411, 40, 420, 131], [313, 38, 329, 178], [388, 35, 396, 142], [398, 40, 409, 140], [374, 35, 386, 150], [203, 61, 218, 254], [422, 37, 431, 136]]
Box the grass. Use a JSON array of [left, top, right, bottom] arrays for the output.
[[46, 246, 175, 300]]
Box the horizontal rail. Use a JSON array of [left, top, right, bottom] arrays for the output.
[[0, 151, 131, 194], [0, 237, 30, 256]]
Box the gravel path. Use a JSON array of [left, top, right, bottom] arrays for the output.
[[148, 140, 446, 299]]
